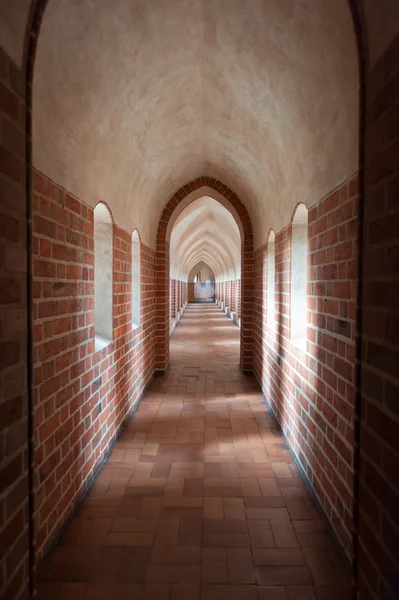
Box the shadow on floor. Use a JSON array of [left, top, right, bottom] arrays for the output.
[[36, 304, 351, 600]]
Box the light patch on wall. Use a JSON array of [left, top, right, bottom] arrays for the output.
[[290, 204, 308, 350], [94, 202, 113, 349], [267, 230, 276, 330], [131, 230, 141, 329]]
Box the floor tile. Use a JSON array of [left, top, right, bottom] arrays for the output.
[[34, 304, 351, 600]]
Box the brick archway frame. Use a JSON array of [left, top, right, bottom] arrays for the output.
[[155, 177, 254, 373]]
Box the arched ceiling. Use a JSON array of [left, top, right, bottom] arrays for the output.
[[28, 0, 360, 249], [170, 196, 240, 281], [2, 3, 399, 251], [188, 261, 215, 283], [2, 1, 398, 72]]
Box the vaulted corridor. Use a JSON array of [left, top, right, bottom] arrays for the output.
[[36, 304, 350, 600], [1, 3, 399, 599]]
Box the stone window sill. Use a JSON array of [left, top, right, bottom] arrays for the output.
[[95, 334, 113, 353]]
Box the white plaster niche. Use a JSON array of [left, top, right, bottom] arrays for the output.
[[290, 204, 308, 351], [94, 203, 113, 351], [131, 230, 141, 329], [267, 230, 276, 330]]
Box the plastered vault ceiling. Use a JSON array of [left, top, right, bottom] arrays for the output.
[[170, 196, 241, 282], [30, 0, 360, 254]]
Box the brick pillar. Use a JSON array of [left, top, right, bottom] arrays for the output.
[[0, 46, 29, 600], [231, 281, 236, 312], [174, 279, 177, 318], [188, 282, 194, 302], [170, 279, 174, 320], [155, 234, 170, 371], [236, 279, 241, 318], [358, 32, 399, 600], [171, 280, 176, 318]]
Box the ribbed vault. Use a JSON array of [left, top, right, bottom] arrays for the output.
[[170, 196, 240, 282]]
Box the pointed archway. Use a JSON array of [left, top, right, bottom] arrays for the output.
[[155, 177, 254, 373]]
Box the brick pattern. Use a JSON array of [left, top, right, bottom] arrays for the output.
[[236, 280, 241, 320], [170, 280, 175, 319], [358, 32, 399, 600], [253, 176, 359, 559], [190, 283, 215, 301], [0, 47, 30, 600], [230, 281, 236, 313], [36, 303, 351, 599], [215, 280, 241, 325], [169, 279, 187, 334], [31, 170, 156, 561], [188, 282, 195, 303], [156, 178, 253, 373]]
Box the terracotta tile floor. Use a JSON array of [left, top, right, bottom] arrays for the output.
[[37, 304, 351, 600]]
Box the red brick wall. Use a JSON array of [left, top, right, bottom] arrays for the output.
[[170, 279, 174, 318], [253, 176, 359, 559], [230, 280, 236, 312], [183, 281, 187, 305], [236, 279, 241, 319], [215, 280, 241, 327], [358, 32, 399, 600], [0, 46, 30, 600], [216, 280, 239, 310], [169, 279, 187, 333], [31, 170, 156, 560], [174, 280, 178, 318], [188, 282, 194, 302]]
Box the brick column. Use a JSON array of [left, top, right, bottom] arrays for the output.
[[0, 46, 29, 600], [188, 282, 194, 302], [236, 279, 241, 318], [358, 33, 399, 600], [170, 279, 174, 319], [231, 281, 236, 312], [155, 232, 170, 371], [174, 279, 177, 318], [170, 280, 174, 317]]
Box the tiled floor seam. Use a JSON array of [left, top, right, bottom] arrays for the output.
[[36, 303, 351, 600]]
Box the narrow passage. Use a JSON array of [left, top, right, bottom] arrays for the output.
[[37, 304, 350, 600]]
